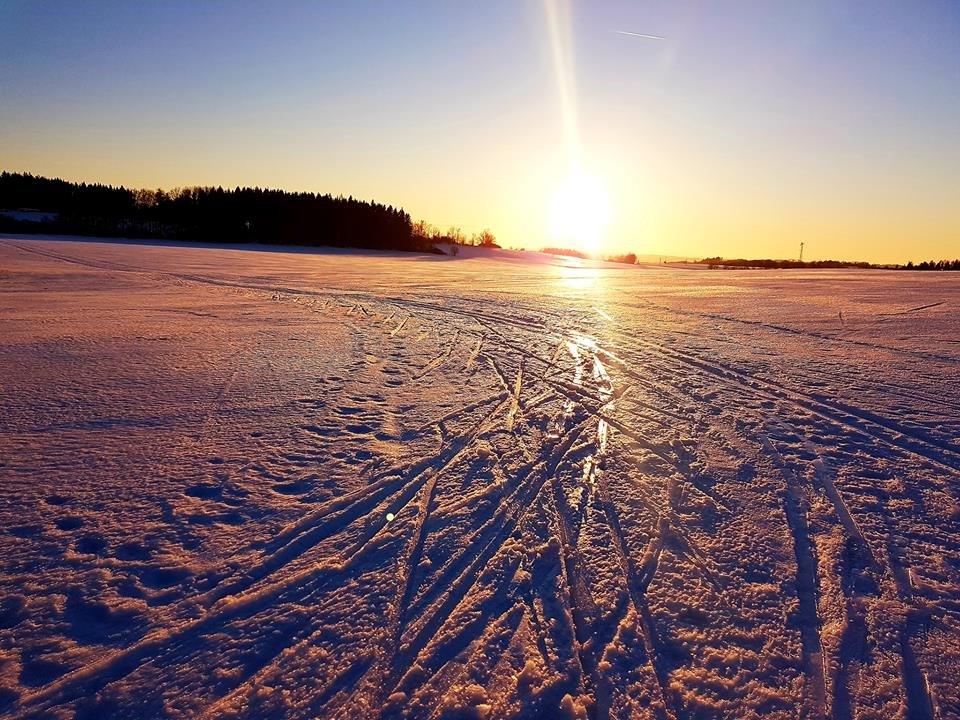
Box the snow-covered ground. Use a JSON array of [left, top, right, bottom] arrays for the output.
[[1, 236, 957, 720]]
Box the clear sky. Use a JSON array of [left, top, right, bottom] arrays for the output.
[[2, 0, 958, 262]]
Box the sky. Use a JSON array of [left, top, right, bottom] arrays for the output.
[[1, 0, 958, 262]]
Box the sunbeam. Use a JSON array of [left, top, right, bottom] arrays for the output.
[[543, 0, 613, 255]]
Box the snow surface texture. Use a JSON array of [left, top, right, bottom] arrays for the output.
[[0, 236, 958, 720]]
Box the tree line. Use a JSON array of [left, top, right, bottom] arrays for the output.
[[0, 171, 436, 253], [411, 220, 498, 250], [902, 259, 960, 271], [693, 256, 960, 271], [697, 257, 874, 269]]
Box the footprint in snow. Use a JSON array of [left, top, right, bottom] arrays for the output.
[[74, 533, 107, 555], [336, 405, 364, 416], [54, 516, 84, 531], [184, 483, 222, 500], [115, 541, 152, 561], [272, 480, 311, 496], [19, 657, 69, 688]]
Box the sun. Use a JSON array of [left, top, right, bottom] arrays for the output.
[[548, 172, 612, 256]]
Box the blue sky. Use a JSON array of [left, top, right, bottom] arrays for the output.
[[2, 1, 958, 260]]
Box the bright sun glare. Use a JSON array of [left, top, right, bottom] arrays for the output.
[[549, 172, 612, 256]]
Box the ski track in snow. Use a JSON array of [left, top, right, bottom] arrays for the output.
[[0, 236, 958, 720]]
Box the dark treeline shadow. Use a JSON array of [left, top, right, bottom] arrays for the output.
[[693, 256, 960, 271], [0, 171, 442, 254]]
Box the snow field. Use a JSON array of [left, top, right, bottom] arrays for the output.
[[0, 237, 958, 719]]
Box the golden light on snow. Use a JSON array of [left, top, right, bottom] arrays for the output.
[[549, 172, 612, 256], [556, 264, 602, 293], [5, 237, 959, 716]]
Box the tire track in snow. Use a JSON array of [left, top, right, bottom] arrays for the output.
[[767, 417, 949, 720], [613, 292, 958, 365], [369, 465, 441, 710], [9, 238, 955, 716], [505, 361, 525, 432], [415, 331, 460, 379], [386, 418, 596, 694], [761, 432, 829, 719], [802, 436, 878, 570], [465, 337, 483, 372], [409, 284, 956, 474], [414, 390, 508, 435], [257, 393, 512, 581], [592, 472, 677, 720], [623, 334, 960, 474], [539, 338, 677, 719], [390, 315, 408, 337], [546, 470, 609, 713], [15, 394, 512, 716]]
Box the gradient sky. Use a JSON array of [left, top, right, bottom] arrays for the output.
[[2, 0, 958, 262]]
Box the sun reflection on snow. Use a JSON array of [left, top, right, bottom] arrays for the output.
[[556, 263, 603, 293]]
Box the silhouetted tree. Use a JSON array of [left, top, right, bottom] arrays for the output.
[[475, 229, 498, 248], [0, 171, 430, 253]]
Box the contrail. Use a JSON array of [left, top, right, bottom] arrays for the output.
[[615, 30, 666, 40]]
